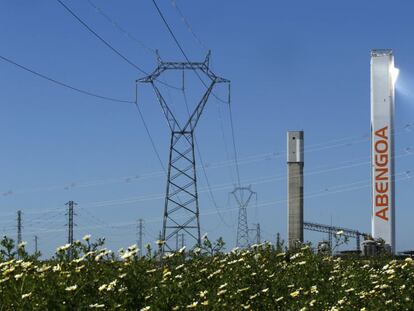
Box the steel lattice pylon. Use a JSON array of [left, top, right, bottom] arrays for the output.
[[231, 186, 256, 248], [138, 52, 229, 254]]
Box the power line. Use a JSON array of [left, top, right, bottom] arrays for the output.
[[180, 58, 234, 229], [0, 55, 134, 104], [86, 0, 156, 54], [134, 84, 166, 172], [151, 0, 189, 66], [170, 0, 208, 51], [55, 0, 147, 74], [157, 0, 239, 228], [55, 0, 180, 90], [215, 99, 234, 181], [227, 84, 241, 187], [133, 119, 164, 168], [0, 139, 356, 199], [24, 172, 414, 236], [182, 87, 232, 228], [0, 148, 412, 219], [150, 0, 241, 193], [196, 137, 233, 228], [25, 210, 65, 228], [57, 125, 410, 197], [1, 2, 182, 180], [77, 206, 115, 232], [54, 0, 179, 179], [85, 0, 181, 91], [1, 151, 411, 224], [3, 121, 410, 200], [65, 153, 414, 209], [150, 0, 228, 103]]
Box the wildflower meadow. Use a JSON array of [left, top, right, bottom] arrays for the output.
[[0, 235, 413, 310]]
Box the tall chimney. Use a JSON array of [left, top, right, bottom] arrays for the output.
[[287, 131, 304, 249]]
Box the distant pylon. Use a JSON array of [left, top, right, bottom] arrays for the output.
[[34, 235, 38, 254], [256, 223, 261, 244], [17, 210, 22, 246], [276, 232, 285, 252], [137, 219, 144, 256], [231, 186, 256, 248], [249, 223, 261, 245], [65, 201, 77, 259], [175, 232, 179, 250]]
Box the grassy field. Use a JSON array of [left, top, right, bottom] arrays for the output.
[[0, 236, 413, 310]]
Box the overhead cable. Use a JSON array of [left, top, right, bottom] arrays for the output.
[[55, 0, 180, 90], [0, 55, 134, 104], [21, 172, 414, 235], [86, 0, 156, 54], [150, 0, 228, 103], [170, 0, 208, 51]]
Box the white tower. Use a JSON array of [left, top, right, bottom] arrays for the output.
[[370, 49, 398, 253]]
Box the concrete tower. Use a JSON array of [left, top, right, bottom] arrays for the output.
[[370, 49, 397, 253], [287, 131, 304, 249]]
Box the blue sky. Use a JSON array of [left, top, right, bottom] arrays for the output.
[[0, 0, 414, 257]]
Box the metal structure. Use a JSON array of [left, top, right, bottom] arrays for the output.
[[231, 186, 256, 248], [275, 232, 284, 252], [304, 221, 370, 251], [138, 52, 229, 254], [180, 233, 185, 249], [17, 210, 22, 246], [175, 232, 185, 250], [137, 219, 144, 256], [256, 223, 261, 244], [249, 223, 261, 244], [34, 235, 38, 254], [175, 233, 180, 250], [65, 201, 77, 259], [371, 49, 397, 253], [287, 131, 304, 249]]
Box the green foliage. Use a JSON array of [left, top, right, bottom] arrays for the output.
[[0, 236, 16, 260], [0, 236, 413, 310], [199, 235, 226, 256]]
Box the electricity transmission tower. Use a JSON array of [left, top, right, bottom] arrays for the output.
[[137, 219, 144, 256], [275, 233, 285, 252], [34, 235, 38, 254], [175, 233, 186, 250], [231, 186, 257, 248], [138, 52, 229, 254], [249, 223, 261, 244], [65, 201, 77, 259], [175, 233, 179, 250], [17, 210, 22, 245]]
